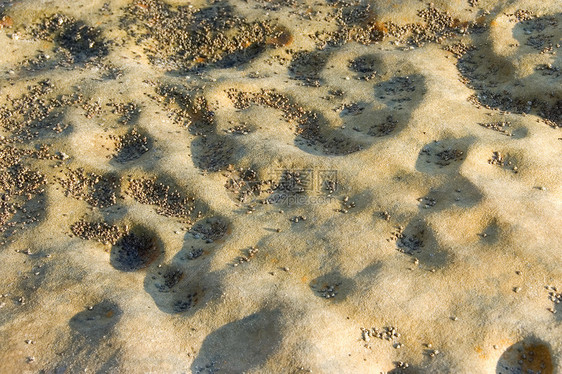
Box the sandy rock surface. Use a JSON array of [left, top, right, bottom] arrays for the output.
[[0, 0, 560, 373]]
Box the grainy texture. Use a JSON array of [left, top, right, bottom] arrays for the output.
[[0, 0, 560, 373]]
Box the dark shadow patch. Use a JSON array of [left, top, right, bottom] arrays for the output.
[[150, 285, 202, 314], [367, 114, 398, 137], [143, 213, 230, 314], [417, 176, 483, 211], [350, 54, 382, 76], [289, 50, 330, 86], [190, 135, 235, 172], [49, 300, 123, 373], [457, 13, 562, 128], [150, 265, 184, 293], [54, 19, 108, 62], [111, 128, 151, 163], [110, 226, 161, 272], [30, 13, 108, 64], [215, 43, 267, 69], [95, 351, 122, 374], [191, 309, 283, 373], [388, 363, 423, 373], [374, 74, 425, 107], [395, 220, 450, 268], [190, 216, 230, 243], [416, 138, 470, 174], [69, 300, 122, 342], [496, 337, 554, 374], [310, 271, 354, 302], [144, 264, 202, 314], [478, 219, 503, 245]]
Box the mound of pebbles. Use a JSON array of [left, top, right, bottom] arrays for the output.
[[0, 80, 81, 141], [58, 168, 119, 208], [111, 129, 150, 163], [70, 220, 125, 245], [30, 13, 108, 63], [122, 0, 286, 71], [126, 178, 196, 220], [0, 161, 46, 235], [189, 217, 229, 242], [317, 3, 480, 49]]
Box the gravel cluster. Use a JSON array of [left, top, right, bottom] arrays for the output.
[[109, 102, 140, 125], [58, 168, 118, 208], [126, 177, 195, 220], [111, 129, 150, 163], [190, 217, 228, 242], [457, 12, 561, 128], [70, 220, 124, 244], [0, 159, 46, 235], [224, 167, 272, 203], [368, 115, 397, 137], [419, 143, 465, 168], [478, 121, 512, 136], [153, 267, 183, 292], [289, 50, 329, 86], [384, 5, 478, 46], [233, 246, 258, 266], [227, 88, 363, 155], [30, 13, 108, 63], [390, 225, 426, 255], [122, 0, 279, 71], [172, 291, 198, 312], [0, 80, 78, 140], [313, 282, 341, 299]]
